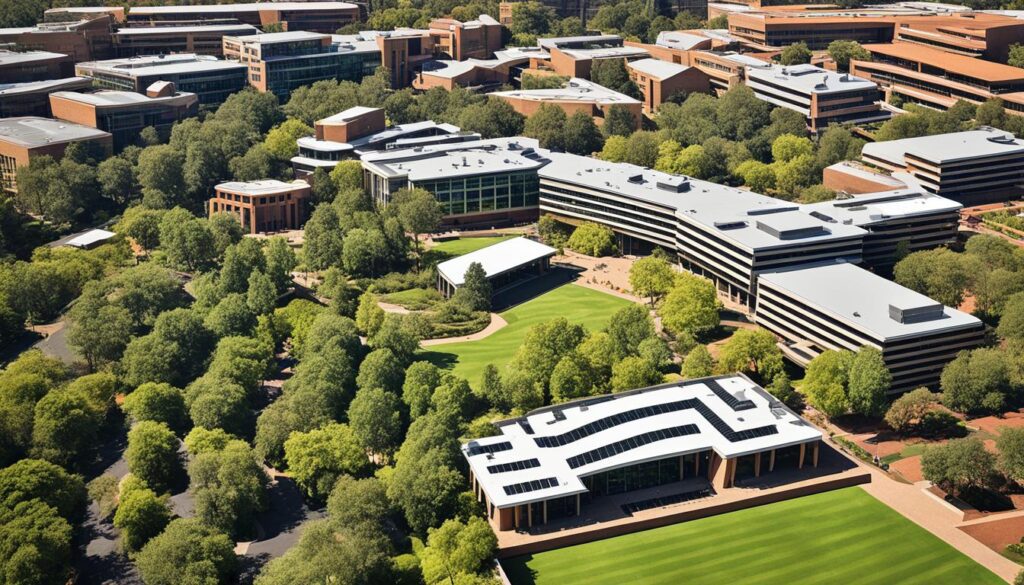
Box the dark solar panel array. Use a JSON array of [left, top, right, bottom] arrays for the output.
[[705, 379, 756, 411], [566, 424, 700, 469], [518, 420, 535, 435], [487, 458, 541, 474], [533, 398, 776, 449], [502, 477, 558, 496], [466, 441, 512, 456]]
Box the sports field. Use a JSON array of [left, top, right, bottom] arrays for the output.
[[502, 487, 1003, 585], [421, 284, 633, 384]]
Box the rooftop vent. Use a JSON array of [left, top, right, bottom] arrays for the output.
[[627, 174, 646, 185], [714, 220, 747, 230], [809, 211, 836, 223], [656, 177, 689, 192], [889, 301, 944, 324]]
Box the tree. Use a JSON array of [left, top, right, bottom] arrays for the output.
[[456, 98, 525, 139], [357, 348, 406, 394], [326, 476, 391, 532], [803, 349, 854, 418], [348, 387, 403, 461], [894, 248, 975, 307], [779, 41, 812, 65], [403, 361, 442, 419], [0, 458, 86, 522], [734, 160, 776, 193], [681, 345, 715, 379], [771, 134, 814, 163], [113, 486, 170, 554], [125, 421, 183, 494], [815, 125, 864, 170], [659, 273, 720, 340], [263, 119, 313, 160], [828, 40, 869, 71], [0, 499, 72, 585], [158, 208, 215, 271], [566, 222, 616, 257], [610, 356, 663, 391], [98, 155, 138, 205], [303, 205, 344, 271], [563, 111, 605, 155], [390, 187, 440, 269], [847, 346, 891, 417], [265, 236, 297, 292], [206, 335, 272, 392], [137, 145, 186, 204], [285, 423, 370, 501], [453, 262, 491, 312], [123, 383, 189, 435], [420, 517, 497, 585], [247, 270, 277, 315], [510, 1, 556, 36], [590, 58, 639, 98], [550, 352, 598, 403], [998, 292, 1024, 343], [524, 104, 569, 150], [629, 256, 674, 306], [508, 317, 587, 390], [135, 519, 237, 585], [190, 440, 268, 538], [253, 519, 393, 585], [31, 387, 103, 469], [921, 437, 995, 496], [388, 413, 464, 534], [66, 284, 133, 369], [185, 377, 253, 437], [1009, 43, 1024, 69], [342, 227, 390, 277], [716, 328, 784, 384], [884, 388, 937, 434], [204, 293, 257, 337], [356, 291, 386, 337], [716, 85, 770, 141], [606, 304, 656, 361], [940, 348, 1011, 413]]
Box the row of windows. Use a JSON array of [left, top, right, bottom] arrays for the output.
[[416, 173, 539, 216], [566, 424, 700, 469]]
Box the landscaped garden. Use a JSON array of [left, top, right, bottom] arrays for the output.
[[421, 283, 632, 384], [502, 487, 1004, 585]]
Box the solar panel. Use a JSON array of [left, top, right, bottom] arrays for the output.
[[705, 379, 756, 411], [565, 424, 700, 469], [487, 458, 541, 474], [466, 441, 513, 456], [502, 477, 558, 496], [519, 420, 535, 435]]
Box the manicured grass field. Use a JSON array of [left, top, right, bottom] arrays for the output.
[[424, 236, 514, 266], [421, 284, 632, 385], [502, 487, 1003, 585]]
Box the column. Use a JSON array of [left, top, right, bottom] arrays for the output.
[[527, 503, 532, 528], [799, 443, 806, 470], [769, 449, 776, 473], [694, 451, 700, 478], [514, 505, 520, 529], [754, 453, 761, 478], [679, 455, 685, 481], [576, 494, 580, 516], [543, 500, 548, 525], [813, 441, 820, 468], [729, 460, 736, 487]]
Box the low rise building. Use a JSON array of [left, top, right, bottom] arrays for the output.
[[822, 160, 910, 195], [208, 179, 311, 234], [0, 77, 92, 118], [436, 236, 556, 298], [0, 50, 74, 83], [75, 53, 249, 107], [0, 16, 114, 62], [860, 128, 1024, 204], [547, 44, 650, 79], [43, 6, 125, 23], [112, 24, 259, 58], [291, 105, 473, 177], [465, 374, 822, 532], [755, 263, 984, 392], [49, 85, 199, 150], [490, 78, 642, 131], [222, 31, 381, 100], [627, 58, 711, 113], [414, 47, 548, 91], [428, 15, 503, 60], [361, 137, 548, 227], [358, 29, 435, 88], [126, 2, 359, 34], [0, 116, 112, 195]]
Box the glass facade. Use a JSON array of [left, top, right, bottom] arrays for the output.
[[416, 171, 539, 216], [265, 51, 381, 100], [583, 451, 710, 496]]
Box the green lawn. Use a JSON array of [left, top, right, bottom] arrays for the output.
[[503, 487, 1003, 585], [421, 284, 632, 385], [424, 236, 515, 267]]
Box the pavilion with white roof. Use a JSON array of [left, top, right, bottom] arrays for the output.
[[435, 236, 556, 299]]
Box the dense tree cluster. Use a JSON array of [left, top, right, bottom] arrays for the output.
[[802, 347, 891, 419]]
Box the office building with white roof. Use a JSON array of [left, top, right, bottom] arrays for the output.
[[436, 236, 557, 298], [465, 374, 823, 531], [860, 128, 1024, 204], [75, 54, 248, 106], [756, 263, 984, 392]]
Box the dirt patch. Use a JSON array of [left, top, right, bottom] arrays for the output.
[[961, 516, 1024, 552], [971, 411, 1024, 437], [890, 455, 924, 483], [849, 433, 906, 460]]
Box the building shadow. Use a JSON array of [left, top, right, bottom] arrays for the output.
[[491, 265, 583, 312]]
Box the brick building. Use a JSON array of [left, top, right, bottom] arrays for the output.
[[208, 179, 311, 234], [0, 117, 112, 195]]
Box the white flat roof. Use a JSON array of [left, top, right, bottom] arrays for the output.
[[627, 58, 691, 80], [229, 30, 325, 44], [51, 89, 195, 107], [0, 77, 90, 97], [115, 24, 259, 35], [437, 237, 556, 286], [862, 128, 1024, 166], [801, 188, 961, 227], [758, 263, 981, 342], [464, 375, 822, 508], [560, 46, 649, 60], [537, 34, 621, 49], [0, 50, 67, 65], [539, 152, 690, 210], [361, 136, 545, 181], [129, 2, 357, 13], [745, 63, 877, 96], [0, 116, 110, 148], [65, 228, 115, 248], [490, 77, 640, 105], [76, 54, 247, 77], [216, 179, 307, 195], [656, 31, 710, 51], [320, 105, 380, 123]]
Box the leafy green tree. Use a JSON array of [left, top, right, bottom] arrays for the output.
[[508, 317, 587, 390], [204, 293, 257, 337], [135, 519, 238, 585], [207, 335, 272, 392], [330, 160, 364, 193], [453, 262, 491, 312], [847, 346, 891, 417], [827, 40, 870, 70], [567, 222, 616, 256], [524, 104, 568, 150], [247, 270, 278, 315], [158, 207, 215, 271], [252, 519, 393, 585], [1010, 43, 1024, 69], [357, 348, 406, 394], [219, 238, 267, 295], [941, 348, 1012, 413], [388, 413, 464, 535], [137, 145, 186, 205], [303, 205, 344, 271], [921, 437, 995, 496], [263, 119, 313, 160], [190, 440, 268, 538], [629, 256, 674, 306], [681, 345, 715, 379], [420, 517, 497, 585], [716, 329, 784, 384], [510, 0, 556, 36], [605, 304, 656, 361], [403, 361, 443, 420], [590, 58, 639, 98], [772, 134, 814, 162], [799, 185, 837, 204], [342, 227, 390, 277], [550, 352, 598, 403], [326, 475, 391, 531], [716, 85, 771, 142], [183, 427, 236, 456], [113, 486, 170, 554], [123, 383, 189, 435], [734, 160, 776, 193], [456, 98, 525, 139], [815, 125, 864, 170], [348, 387, 403, 461], [185, 376, 253, 437], [430, 374, 474, 424], [884, 387, 937, 434], [97, 155, 139, 205], [563, 111, 605, 155], [611, 356, 663, 391], [0, 499, 72, 585], [0, 458, 86, 522], [998, 427, 1024, 484], [31, 387, 103, 469], [285, 423, 370, 501], [125, 421, 183, 493], [998, 292, 1024, 343], [779, 41, 812, 65], [66, 283, 134, 369], [658, 273, 720, 338], [894, 248, 975, 307], [803, 349, 854, 418], [390, 187, 439, 269]]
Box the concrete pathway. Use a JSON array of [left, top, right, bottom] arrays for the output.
[[420, 313, 509, 346]]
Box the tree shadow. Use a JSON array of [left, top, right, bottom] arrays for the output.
[[500, 556, 539, 585], [418, 350, 458, 369]]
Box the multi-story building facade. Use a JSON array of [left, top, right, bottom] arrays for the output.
[[222, 31, 381, 100], [361, 137, 548, 227], [627, 58, 711, 113], [126, 2, 360, 34], [208, 179, 311, 234], [861, 128, 1024, 204], [0, 116, 112, 195], [0, 50, 74, 83], [428, 15, 503, 60], [755, 263, 984, 392], [0, 77, 92, 118], [112, 24, 259, 58], [75, 54, 249, 107], [0, 16, 114, 62], [49, 85, 199, 150]]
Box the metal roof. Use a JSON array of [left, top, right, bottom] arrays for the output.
[[436, 236, 556, 286]]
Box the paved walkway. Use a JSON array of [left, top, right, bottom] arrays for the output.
[[421, 313, 509, 346]]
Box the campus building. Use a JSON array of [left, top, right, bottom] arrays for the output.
[[436, 236, 556, 298], [222, 31, 381, 100], [860, 128, 1024, 204], [75, 54, 249, 107], [414, 47, 549, 91], [627, 58, 710, 113], [125, 2, 360, 34], [465, 374, 822, 532], [850, 42, 1024, 114], [361, 29, 436, 88], [291, 105, 473, 178], [49, 85, 199, 150], [0, 116, 112, 195], [43, 6, 125, 23], [0, 50, 74, 83], [542, 36, 650, 79], [207, 179, 311, 234], [755, 263, 984, 392], [0, 16, 114, 62], [361, 137, 548, 227], [428, 15, 503, 60], [822, 160, 911, 195], [741, 62, 889, 132], [490, 78, 642, 131], [0, 77, 92, 118], [112, 24, 260, 58]]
